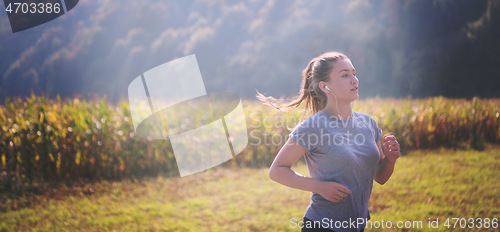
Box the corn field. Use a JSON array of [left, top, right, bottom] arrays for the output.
[[0, 96, 498, 188]]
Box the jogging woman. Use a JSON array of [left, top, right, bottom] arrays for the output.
[[260, 51, 401, 232]]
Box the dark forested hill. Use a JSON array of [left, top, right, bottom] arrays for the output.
[[1, 0, 499, 101]]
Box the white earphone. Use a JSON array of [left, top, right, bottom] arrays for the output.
[[325, 86, 335, 95], [324, 85, 350, 120]]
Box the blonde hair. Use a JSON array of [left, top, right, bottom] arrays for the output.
[[257, 51, 349, 116]]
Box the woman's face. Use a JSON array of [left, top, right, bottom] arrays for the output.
[[323, 59, 359, 103]]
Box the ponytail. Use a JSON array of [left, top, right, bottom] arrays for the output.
[[257, 51, 348, 119]]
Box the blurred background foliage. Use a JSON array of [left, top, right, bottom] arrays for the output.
[[0, 96, 498, 192]]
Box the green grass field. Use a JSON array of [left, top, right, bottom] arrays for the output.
[[1, 147, 499, 232]]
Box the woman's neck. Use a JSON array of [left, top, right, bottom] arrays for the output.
[[323, 102, 353, 120]]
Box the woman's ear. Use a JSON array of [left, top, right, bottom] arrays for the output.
[[318, 81, 328, 93]]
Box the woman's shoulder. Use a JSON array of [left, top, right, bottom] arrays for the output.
[[353, 111, 381, 132], [352, 111, 380, 128], [302, 110, 330, 125], [292, 111, 328, 132], [353, 111, 376, 121]]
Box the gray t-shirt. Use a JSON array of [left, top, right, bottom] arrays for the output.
[[290, 110, 382, 232]]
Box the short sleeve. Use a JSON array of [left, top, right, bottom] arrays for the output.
[[371, 117, 383, 142], [375, 126, 382, 142], [289, 118, 320, 153]]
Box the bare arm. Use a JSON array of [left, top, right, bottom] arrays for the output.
[[374, 135, 401, 185], [269, 138, 351, 202]]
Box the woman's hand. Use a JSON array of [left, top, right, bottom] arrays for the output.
[[382, 134, 401, 163], [317, 181, 352, 202]]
